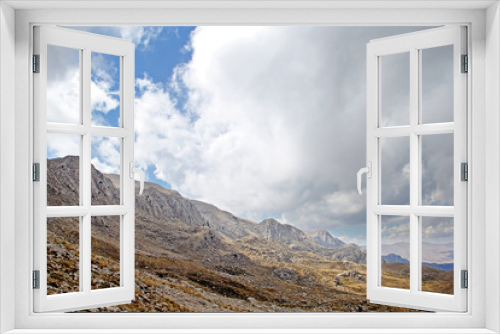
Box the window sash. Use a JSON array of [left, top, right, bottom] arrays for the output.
[[366, 26, 468, 312], [32, 25, 136, 313]]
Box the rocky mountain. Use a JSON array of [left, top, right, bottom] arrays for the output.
[[304, 230, 345, 249], [46, 156, 419, 313], [381, 242, 453, 264], [382, 253, 409, 264], [257, 218, 308, 244]]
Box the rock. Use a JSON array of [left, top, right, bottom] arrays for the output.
[[272, 267, 298, 282]]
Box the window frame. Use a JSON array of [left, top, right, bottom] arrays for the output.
[[2, 2, 497, 333], [365, 26, 468, 312], [33, 25, 136, 312]]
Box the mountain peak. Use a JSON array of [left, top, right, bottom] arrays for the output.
[[257, 218, 307, 244], [304, 229, 345, 249]]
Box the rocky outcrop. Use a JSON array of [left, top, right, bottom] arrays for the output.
[[304, 230, 345, 249], [257, 218, 308, 244]]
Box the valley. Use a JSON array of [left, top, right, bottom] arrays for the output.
[[46, 156, 451, 312]]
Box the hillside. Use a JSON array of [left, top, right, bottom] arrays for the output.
[[47, 156, 426, 312]]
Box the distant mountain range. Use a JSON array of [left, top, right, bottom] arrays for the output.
[[378, 242, 453, 264], [382, 253, 453, 271], [382, 253, 409, 263]]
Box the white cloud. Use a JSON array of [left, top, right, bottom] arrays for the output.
[[46, 68, 80, 124], [381, 218, 410, 243], [422, 217, 453, 241], [91, 137, 121, 174], [134, 26, 371, 228], [134, 26, 448, 240], [67, 26, 164, 48], [91, 80, 120, 116], [47, 133, 80, 158], [119, 27, 163, 47]]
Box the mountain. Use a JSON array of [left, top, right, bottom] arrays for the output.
[[382, 253, 409, 263], [381, 242, 453, 264], [47, 156, 367, 264], [257, 218, 308, 244], [304, 230, 345, 249], [423, 262, 454, 271], [45, 156, 418, 313]]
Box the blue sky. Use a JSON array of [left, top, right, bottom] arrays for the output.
[[46, 26, 454, 246], [54, 26, 196, 188]]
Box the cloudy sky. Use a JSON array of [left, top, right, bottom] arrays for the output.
[[46, 26, 455, 245]]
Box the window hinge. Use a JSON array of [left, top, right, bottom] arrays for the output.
[[461, 162, 468, 181], [461, 54, 468, 73], [33, 54, 40, 73], [461, 270, 468, 289], [33, 163, 40, 182], [33, 270, 40, 289]]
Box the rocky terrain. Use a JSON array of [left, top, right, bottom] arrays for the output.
[[46, 156, 432, 312]]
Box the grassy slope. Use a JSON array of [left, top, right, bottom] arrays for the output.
[[48, 221, 425, 312]]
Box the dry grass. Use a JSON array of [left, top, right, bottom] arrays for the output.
[[47, 228, 426, 313]]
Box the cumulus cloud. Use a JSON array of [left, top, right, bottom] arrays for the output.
[[134, 26, 438, 239], [46, 133, 80, 158], [119, 26, 163, 47], [49, 26, 454, 245], [381, 216, 410, 243], [91, 137, 121, 174], [422, 217, 454, 242], [67, 26, 164, 48]]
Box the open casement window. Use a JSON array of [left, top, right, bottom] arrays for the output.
[[33, 26, 141, 312], [363, 26, 467, 312]]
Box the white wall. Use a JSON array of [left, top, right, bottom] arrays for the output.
[[0, 2, 16, 333], [486, 2, 500, 333]]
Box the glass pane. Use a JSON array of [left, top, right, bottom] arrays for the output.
[[381, 137, 410, 205], [421, 134, 454, 206], [380, 52, 410, 127], [91, 137, 121, 205], [46, 45, 81, 124], [47, 133, 80, 206], [421, 217, 454, 295], [91, 52, 121, 127], [47, 217, 80, 295], [421, 45, 454, 124], [91, 216, 120, 290], [381, 216, 410, 290]]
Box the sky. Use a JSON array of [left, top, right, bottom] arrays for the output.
[[45, 26, 455, 246]]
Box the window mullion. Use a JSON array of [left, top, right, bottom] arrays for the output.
[[82, 47, 92, 294], [409, 47, 420, 295]]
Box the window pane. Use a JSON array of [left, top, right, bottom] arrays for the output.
[[91, 52, 121, 127], [421, 217, 454, 295], [91, 216, 121, 290], [380, 52, 410, 127], [47, 45, 81, 124], [47, 133, 80, 206], [47, 217, 80, 295], [421, 45, 454, 124], [381, 216, 410, 290], [381, 137, 410, 205], [91, 137, 121, 205], [421, 134, 454, 206]]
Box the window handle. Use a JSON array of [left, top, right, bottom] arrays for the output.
[[357, 162, 372, 195], [129, 162, 145, 195]]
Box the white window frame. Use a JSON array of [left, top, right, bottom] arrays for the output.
[[33, 26, 136, 312], [0, 1, 499, 333], [365, 26, 468, 312]]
